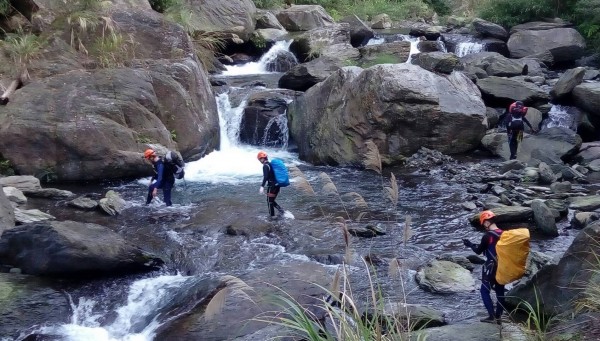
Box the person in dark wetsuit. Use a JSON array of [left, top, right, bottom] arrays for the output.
[[505, 101, 537, 160], [463, 210, 506, 324], [257, 151, 284, 219], [144, 148, 175, 207]]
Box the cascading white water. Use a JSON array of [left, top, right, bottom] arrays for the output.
[[32, 275, 193, 341], [366, 37, 385, 45], [546, 104, 576, 129], [261, 110, 290, 148], [398, 35, 421, 62], [455, 41, 485, 57], [221, 40, 296, 76]]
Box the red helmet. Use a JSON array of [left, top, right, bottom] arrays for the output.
[[144, 149, 156, 160], [257, 151, 268, 160], [479, 210, 496, 225]]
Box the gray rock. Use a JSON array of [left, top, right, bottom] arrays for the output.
[[276, 5, 335, 31], [572, 83, 600, 116], [476, 76, 549, 104], [290, 24, 351, 62], [0, 186, 15, 235], [14, 208, 55, 224], [571, 212, 599, 229], [255, 10, 284, 30], [0, 220, 163, 276], [371, 14, 391, 29], [507, 28, 586, 63], [187, 0, 256, 40], [0, 273, 71, 339], [24, 188, 75, 199], [550, 67, 586, 100], [531, 199, 558, 236], [380, 302, 446, 329], [583, 69, 599, 80], [472, 18, 508, 41], [98, 190, 126, 216], [462, 202, 477, 211], [545, 199, 569, 217], [411, 52, 461, 74], [550, 181, 572, 193], [461, 52, 525, 77], [569, 195, 600, 210], [437, 254, 475, 271], [358, 41, 411, 65], [290, 64, 486, 167], [538, 162, 558, 184], [510, 20, 573, 34], [339, 14, 374, 47], [68, 196, 99, 210], [413, 322, 502, 341], [415, 260, 476, 293], [500, 160, 526, 173], [469, 205, 532, 226], [0, 176, 41, 192], [2, 186, 27, 205]]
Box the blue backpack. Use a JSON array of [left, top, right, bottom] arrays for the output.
[[270, 158, 290, 187]]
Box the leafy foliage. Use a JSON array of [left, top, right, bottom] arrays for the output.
[[573, 0, 600, 52], [477, 0, 554, 28]]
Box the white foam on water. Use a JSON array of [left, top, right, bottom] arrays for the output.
[[455, 41, 485, 57], [221, 40, 295, 76]]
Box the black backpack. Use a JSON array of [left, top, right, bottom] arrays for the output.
[[507, 109, 525, 131], [164, 151, 185, 179]]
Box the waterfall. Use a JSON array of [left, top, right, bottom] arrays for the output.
[[398, 35, 421, 62], [221, 40, 296, 76], [29, 275, 196, 341], [546, 105, 577, 130], [216, 92, 247, 150], [455, 41, 485, 57], [261, 110, 290, 148]]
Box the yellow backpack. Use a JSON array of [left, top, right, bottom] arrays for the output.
[[492, 228, 530, 285]]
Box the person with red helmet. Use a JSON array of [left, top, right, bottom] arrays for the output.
[[257, 151, 285, 219], [505, 101, 537, 160], [144, 148, 175, 207], [463, 210, 506, 324]]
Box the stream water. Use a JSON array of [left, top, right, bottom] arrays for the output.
[[6, 38, 582, 341]]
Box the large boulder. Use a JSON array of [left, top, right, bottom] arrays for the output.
[[411, 52, 461, 74], [240, 90, 299, 147], [481, 127, 582, 162], [339, 14, 374, 47], [550, 67, 586, 100], [476, 76, 550, 106], [0, 273, 71, 340], [0, 220, 163, 276], [572, 83, 600, 116], [278, 56, 345, 91], [507, 28, 586, 63], [290, 24, 351, 62], [0, 185, 15, 235], [275, 5, 335, 31], [0, 62, 218, 181], [509, 20, 573, 34], [508, 222, 600, 316], [255, 10, 285, 30], [415, 260, 476, 293], [186, 0, 256, 41], [468, 205, 533, 226], [472, 18, 508, 41], [460, 52, 526, 77], [289, 64, 487, 166]]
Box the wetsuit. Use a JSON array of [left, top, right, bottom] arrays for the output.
[[262, 161, 284, 217], [468, 229, 506, 319], [146, 158, 175, 206], [505, 106, 534, 160]]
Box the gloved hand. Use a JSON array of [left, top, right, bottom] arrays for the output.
[[259, 186, 264, 195], [462, 239, 473, 248]]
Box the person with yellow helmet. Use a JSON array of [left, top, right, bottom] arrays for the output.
[[463, 210, 506, 324], [144, 148, 176, 207], [257, 151, 285, 219]]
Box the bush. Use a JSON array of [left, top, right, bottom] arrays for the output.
[[477, 0, 555, 28], [149, 0, 176, 13], [573, 0, 600, 52]]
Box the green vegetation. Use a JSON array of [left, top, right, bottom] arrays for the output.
[[514, 288, 561, 341], [0, 0, 10, 16], [477, 0, 555, 28], [361, 53, 403, 68], [0, 158, 14, 176]]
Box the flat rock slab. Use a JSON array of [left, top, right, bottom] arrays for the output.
[[412, 321, 501, 340], [14, 208, 55, 224], [415, 260, 476, 293], [569, 195, 600, 210]]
